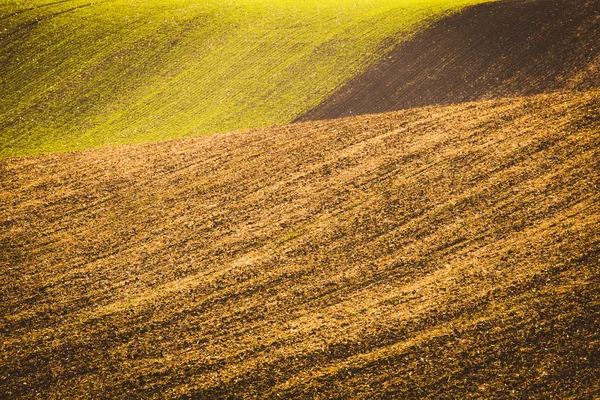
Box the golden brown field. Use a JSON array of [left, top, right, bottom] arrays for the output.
[[1, 89, 599, 398]]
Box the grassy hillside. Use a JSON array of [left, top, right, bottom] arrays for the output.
[[0, 0, 488, 158], [2, 89, 599, 398]]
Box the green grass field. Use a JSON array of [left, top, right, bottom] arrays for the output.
[[1, 0, 490, 157]]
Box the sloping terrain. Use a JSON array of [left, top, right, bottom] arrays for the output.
[[0, 0, 488, 158], [1, 89, 599, 399], [299, 0, 600, 121]]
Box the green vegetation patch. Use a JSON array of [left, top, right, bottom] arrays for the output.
[[1, 0, 490, 157]]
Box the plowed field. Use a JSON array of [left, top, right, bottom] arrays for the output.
[[2, 89, 599, 399]]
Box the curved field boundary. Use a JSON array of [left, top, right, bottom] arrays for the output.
[[299, 0, 600, 121], [0, 0, 489, 158]]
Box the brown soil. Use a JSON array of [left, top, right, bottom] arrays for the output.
[[1, 89, 599, 399], [298, 0, 600, 121]]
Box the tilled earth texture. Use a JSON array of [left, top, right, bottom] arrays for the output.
[[2, 89, 599, 399], [299, 0, 600, 121]]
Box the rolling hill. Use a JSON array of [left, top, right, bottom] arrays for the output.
[[0, 0, 488, 158], [2, 88, 599, 398], [3, 0, 600, 398], [299, 0, 600, 121]]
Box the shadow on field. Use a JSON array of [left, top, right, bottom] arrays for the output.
[[299, 0, 600, 121]]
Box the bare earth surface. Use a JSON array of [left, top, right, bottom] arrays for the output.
[[299, 0, 600, 121], [1, 89, 599, 399]]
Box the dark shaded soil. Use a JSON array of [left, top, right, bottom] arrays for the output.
[[298, 0, 600, 121]]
